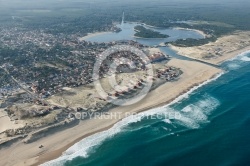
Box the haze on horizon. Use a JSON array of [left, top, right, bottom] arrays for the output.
[[1, 0, 250, 8]]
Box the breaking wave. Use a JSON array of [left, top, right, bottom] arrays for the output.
[[41, 73, 223, 166], [227, 50, 250, 62], [225, 50, 250, 70], [172, 95, 220, 129]]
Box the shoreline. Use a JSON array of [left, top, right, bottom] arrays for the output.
[[38, 69, 223, 166], [214, 46, 250, 65], [169, 31, 250, 65], [1, 33, 250, 166], [170, 44, 250, 65], [173, 27, 207, 38], [79, 23, 204, 42], [31, 58, 222, 166], [38, 72, 224, 166], [0, 58, 223, 166]]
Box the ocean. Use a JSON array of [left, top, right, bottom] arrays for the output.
[[42, 51, 250, 166]]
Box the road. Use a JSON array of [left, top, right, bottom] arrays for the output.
[[0, 67, 50, 105]]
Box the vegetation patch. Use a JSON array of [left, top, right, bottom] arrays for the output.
[[134, 25, 169, 38]]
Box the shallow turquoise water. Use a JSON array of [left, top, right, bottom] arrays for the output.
[[41, 25, 250, 165], [62, 52, 250, 166], [41, 50, 250, 166]]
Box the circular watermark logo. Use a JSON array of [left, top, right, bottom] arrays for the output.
[[93, 45, 154, 106]]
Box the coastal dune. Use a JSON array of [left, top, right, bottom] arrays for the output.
[[170, 31, 250, 65], [0, 59, 222, 166], [0, 109, 24, 134]]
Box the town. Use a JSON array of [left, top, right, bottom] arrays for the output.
[[0, 26, 181, 143]]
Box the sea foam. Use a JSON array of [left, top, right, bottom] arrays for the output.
[[240, 56, 250, 62], [41, 73, 224, 166], [172, 50, 250, 130], [226, 50, 250, 62], [173, 94, 220, 129], [226, 63, 241, 70], [41, 114, 146, 166], [224, 50, 250, 70]]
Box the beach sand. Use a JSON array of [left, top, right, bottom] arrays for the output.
[[2, 30, 250, 165], [0, 59, 222, 166], [0, 109, 24, 134], [173, 27, 208, 38], [170, 31, 250, 65]]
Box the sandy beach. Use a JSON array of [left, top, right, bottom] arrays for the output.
[[173, 27, 208, 38], [1, 32, 250, 166], [171, 45, 250, 65], [170, 31, 250, 65], [0, 58, 222, 166]]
